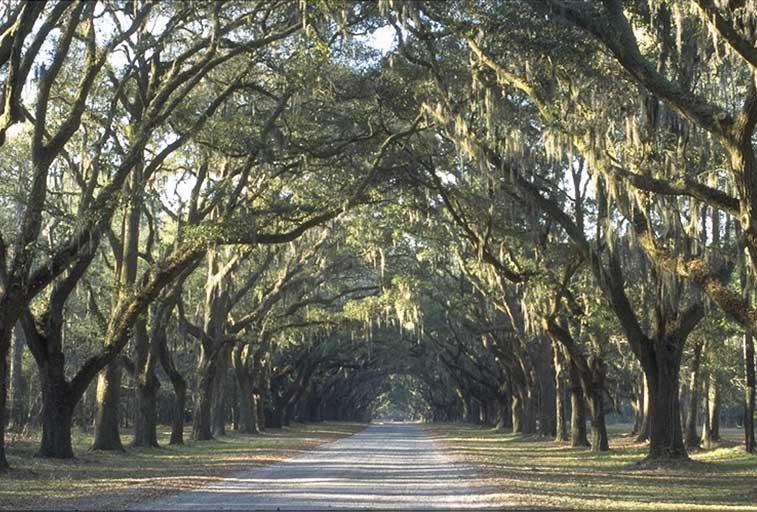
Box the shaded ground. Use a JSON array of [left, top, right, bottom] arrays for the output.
[[135, 422, 501, 510], [425, 424, 757, 510], [0, 422, 364, 511]]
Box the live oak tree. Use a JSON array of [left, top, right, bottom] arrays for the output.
[[2, 0, 756, 473]]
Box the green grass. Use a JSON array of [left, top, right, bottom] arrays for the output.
[[1, 422, 365, 510], [425, 424, 757, 510]]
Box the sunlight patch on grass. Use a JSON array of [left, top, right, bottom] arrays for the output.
[[426, 424, 757, 511], [1, 422, 365, 511]]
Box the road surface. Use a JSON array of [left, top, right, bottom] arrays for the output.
[[135, 422, 501, 510]]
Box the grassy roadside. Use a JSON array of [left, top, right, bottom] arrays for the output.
[[1, 422, 365, 511], [425, 424, 757, 511]]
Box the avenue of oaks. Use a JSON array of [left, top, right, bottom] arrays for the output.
[[0, 0, 756, 472]]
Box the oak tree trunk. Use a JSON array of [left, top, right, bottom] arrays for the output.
[[587, 358, 609, 452], [192, 349, 215, 441], [701, 371, 716, 449], [511, 391, 524, 433], [37, 357, 75, 458], [705, 372, 721, 442], [644, 344, 687, 460], [92, 361, 124, 451], [636, 374, 650, 442], [233, 346, 259, 434], [554, 352, 569, 442], [8, 323, 25, 430], [684, 340, 703, 448], [211, 346, 230, 437], [133, 318, 160, 448], [169, 378, 187, 445], [568, 361, 589, 447], [744, 329, 756, 453], [0, 308, 14, 470], [156, 314, 186, 445]]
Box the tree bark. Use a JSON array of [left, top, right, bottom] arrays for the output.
[[636, 374, 650, 442], [631, 380, 642, 437], [685, 340, 703, 448], [155, 299, 187, 445], [268, 404, 285, 429], [192, 348, 215, 441], [0, 307, 15, 469], [554, 349, 569, 441], [211, 345, 230, 437], [538, 353, 557, 438], [37, 354, 75, 458], [233, 345, 259, 434], [644, 340, 687, 460], [132, 318, 160, 448], [256, 390, 267, 432], [568, 360, 590, 447], [494, 385, 511, 432], [8, 323, 25, 430], [511, 390, 524, 433], [701, 371, 717, 449], [587, 357, 609, 452], [93, 153, 142, 451], [92, 361, 125, 451], [169, 377, 187, 445], [744, 329, 756, 453], [192, 246, 228, 440], [708, 372, 721, 441]]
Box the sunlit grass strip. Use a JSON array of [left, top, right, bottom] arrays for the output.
[[1, 422, 365, 511], [425, 424, 757, 511]]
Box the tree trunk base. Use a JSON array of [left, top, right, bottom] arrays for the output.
[[633, 453, 694, 469]]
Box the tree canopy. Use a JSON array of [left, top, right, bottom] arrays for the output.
[[1, 0, 756, 472]]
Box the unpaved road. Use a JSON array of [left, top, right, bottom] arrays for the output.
[[134, 423, 501, 510]]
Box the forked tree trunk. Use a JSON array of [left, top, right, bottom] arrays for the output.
[[93, 154, 142, 452], [194, 246, 228, 440], [156, 311, 187, 445]]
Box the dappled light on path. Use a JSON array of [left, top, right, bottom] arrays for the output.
[[135, 423, 502, 510]]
